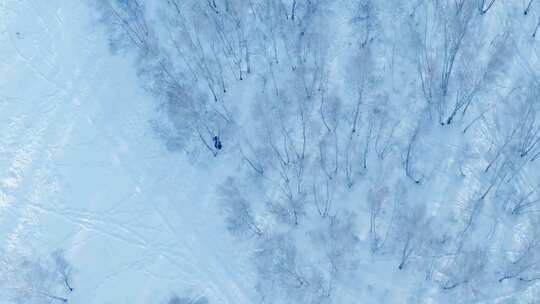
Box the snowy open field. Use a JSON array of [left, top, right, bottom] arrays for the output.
[[0, 1, 252, 303]]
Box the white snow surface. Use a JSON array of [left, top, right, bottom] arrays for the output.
[[4, 1, 540, 304]]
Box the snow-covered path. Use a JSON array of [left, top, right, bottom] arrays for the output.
[[0, 1, 252, 303]]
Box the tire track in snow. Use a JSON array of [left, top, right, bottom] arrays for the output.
[[87, 121, 251, 303]]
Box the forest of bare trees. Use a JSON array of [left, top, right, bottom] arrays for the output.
[[96, 0, 540, 302]]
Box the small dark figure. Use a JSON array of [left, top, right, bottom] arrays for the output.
[[213, 136, 222, 150]]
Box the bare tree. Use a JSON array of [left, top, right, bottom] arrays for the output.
[[219, 177, 263, 237], [499, 222, 540, 283], [309, 212, 359, 300], [440, 247, 487, 290], [412, 1, 508, 125], [402, 124, 423, 184], [368, 185, 391, 253], [373, 106, 399, 160], [514, 98, 540, 158], [52, 251, 73, 293], [509, 189, 540, 215], [168, 294, 209, 304], [477, 0, 497, 15], [255, 235, 311, 303], [525, 0, 535, 15], [1, 250, 74, 303], [393, 202, 431, 270], [96, 0, 155, 55]]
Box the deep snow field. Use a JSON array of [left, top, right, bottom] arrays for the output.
[[3, 1, 540, 304]]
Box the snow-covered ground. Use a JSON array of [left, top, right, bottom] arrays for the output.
[[4, 1, 540, 303], [0, 1, 253, 303]]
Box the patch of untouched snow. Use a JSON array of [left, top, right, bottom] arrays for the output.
[[0, 1, 252, 303]]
